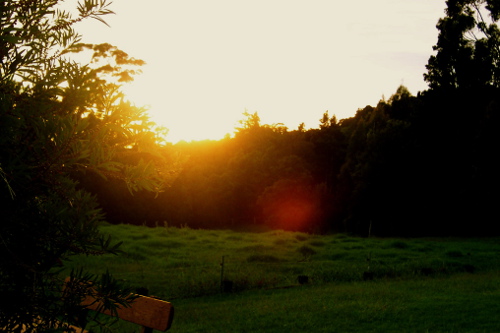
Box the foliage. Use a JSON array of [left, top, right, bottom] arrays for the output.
[[46, 0, 500, 238], [91, 77, 499, 236], [0, 0, 172, 331], [425, 0, 500, 89]]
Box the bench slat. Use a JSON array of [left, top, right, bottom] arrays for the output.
[[82, 294, 174, 331]]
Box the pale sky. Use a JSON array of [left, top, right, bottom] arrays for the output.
[[72, 0, 447, 142]]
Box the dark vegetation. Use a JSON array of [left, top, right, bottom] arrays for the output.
[[1, 0, 500, 331], [1, 1, 171, 331], [85, 1, 500, 237], [91, 83, 500, 237]]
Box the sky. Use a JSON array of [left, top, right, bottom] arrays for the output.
[[71, 0, 447, 143]]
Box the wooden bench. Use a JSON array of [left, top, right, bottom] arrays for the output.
[[64, 278, 174, 333]]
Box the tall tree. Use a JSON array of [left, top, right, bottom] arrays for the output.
[[0, 1, 170, 330], [423, 0, 500, 235], [425, 0, 500, 89]]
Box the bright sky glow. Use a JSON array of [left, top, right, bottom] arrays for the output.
[[73, 0, 447, 143]]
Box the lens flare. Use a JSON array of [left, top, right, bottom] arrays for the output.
[[258, 179, 322, 231], [272, 197, 316, 231]]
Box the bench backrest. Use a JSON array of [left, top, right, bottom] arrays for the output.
[[65, 278, 173, 332], [82, 292, 174, 331]]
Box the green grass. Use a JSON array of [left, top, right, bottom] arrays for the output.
[[168, 272, 500, 333], [64, 223, 500, 332]]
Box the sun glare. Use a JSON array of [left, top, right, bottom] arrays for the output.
[[122, 80, 241, 143], [78, 1, 447, 144]]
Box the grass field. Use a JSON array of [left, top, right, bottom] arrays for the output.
[[64, 223, 500, 332]]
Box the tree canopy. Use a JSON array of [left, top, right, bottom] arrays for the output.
[[1, 0, 174, 330], [425, 0, 500, 89], [41, 0, 500, 239]]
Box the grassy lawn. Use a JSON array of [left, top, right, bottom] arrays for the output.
[[65, 223, 500, 332], [169, 272, 500, 332]]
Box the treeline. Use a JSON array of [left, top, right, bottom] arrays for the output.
[[79, 0, 500, 236], [80, 83, 499, 236]]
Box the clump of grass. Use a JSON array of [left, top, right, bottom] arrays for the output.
[[297, 245, 317, 261], [129, 233, 150, 240], [225, 235, 244, 241], [123, 252, 147, 261], [238, 245, 274, 253], [247, 254, 282, 263], [157, 230, 170, 238], [414, 246, 433, 252], [446, 250, 464, 258], [342, 245, 365, 250], [273, 239, 288, 246], [309, 240, 326, 247], [164, 240, 185, 249], [340, 237, 360, 243], [312, 264, 361, 283], [328, 252, 348, 260], [295, 234, 309, 242], [333, 233, 349, 239], [390, 241, 409, 249]]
